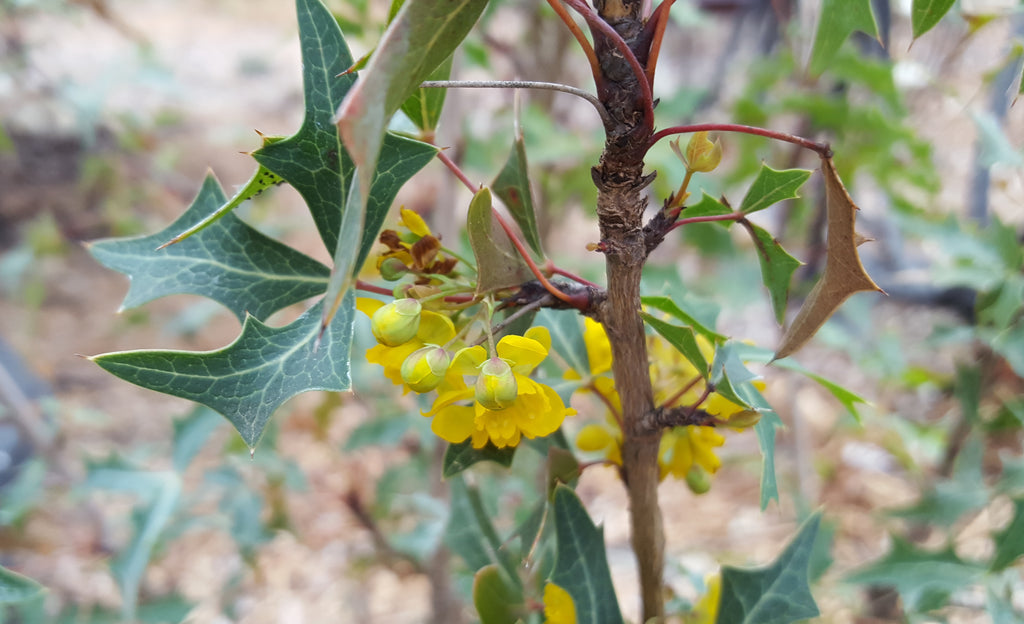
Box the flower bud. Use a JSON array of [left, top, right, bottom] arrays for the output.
[[370, 298, 421, 346], [379, 257, 409, 281], [475, 358, 518, 410], [727, 409, 762, 429], [685, 465, 712, 494], [401, 346, 451, 393], [684, 131, 722, 173]]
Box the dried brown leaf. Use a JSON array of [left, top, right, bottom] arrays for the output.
[[774, 157, 884, 360]]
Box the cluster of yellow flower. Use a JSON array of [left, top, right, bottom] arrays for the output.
[[357, 209, 574, 450], [573, 318, 762, 493]]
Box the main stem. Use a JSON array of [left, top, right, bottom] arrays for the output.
[[583, 0, 664, 617]]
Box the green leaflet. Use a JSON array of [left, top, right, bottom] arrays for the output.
[[88, 174, 329, 323], [467, 187, 535, 293], [446, 477, 519, 585], [911, 0, 956, 39], [0, 565, 43, 605], [91, 296, 355, 449], [808, 0, 878, 76], [442, 439, 516, 478], [738, 165, 811, 216], [550, 486, 624, 624], [160, 135, 285, 247], [325, 0, 488, 332], [641, 294, 726, 344], [992, 497, 1024, 571], [492, 130, 544, 256], [717, 513, 822, 624], [84, 462, 182, 622], [640, 312, 710, 379], [400, 55, 453, 132], [743, 222, 802, 324], [846, 538, 985, 612], [683, 192, 732, 220]]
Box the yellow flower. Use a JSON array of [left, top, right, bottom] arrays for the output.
[[542, 583, 576, 624], [660, 426, 725, 480], [692, 573, 721, 624], [357, 298, 456, 393], [425, 327, 575, 448]]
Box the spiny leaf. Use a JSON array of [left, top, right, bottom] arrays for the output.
[[717, 513, 821, 624], [467, 187, 535, 293], [738, 165, 811, 215], [473, 564, 525, 624], [400, 55, 453, 132], [911, 0, 956, 39], [160, 136, 285, 247], [808, 0, 878, 76], [492, 129, 543, 256], [443, 439, 516, 478], [550, 485, 624, 624], [0, 565, 44, 605], [91, 297, 354, 449], [640, 312, 710, 379], [683, 192, 732, 220], [84, 465, 182, 621], [88, 174, 329, 323], [327, 0, 487, 332], [741, 222, 802, 324], [773, 157, 883, 360], [846, 538, 985, 612]]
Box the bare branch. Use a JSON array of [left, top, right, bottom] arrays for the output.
[[419, 80, 611, 127]]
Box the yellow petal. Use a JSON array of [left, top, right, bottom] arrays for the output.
[[431, 405, 475, 443], [400, 207, 432, 238], [356, 297, 385, 317], [582, 318, 613, 376], [524, 325, 552, 352], [417, 310, 456, 343], [576, 424, 614, 452], [450, 345, 487, 375], [542, 583, 577, 624], [496, 334, 547, 373]]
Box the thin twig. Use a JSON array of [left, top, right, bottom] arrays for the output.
[[644, 0, 675, 87], [648, 123, 831, 156], [420, 80, 611, 127], [545, 0, 604, 89]]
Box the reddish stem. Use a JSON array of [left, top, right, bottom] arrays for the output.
[[644, 0, 675, 87], [355, 280, 393, 296], [561, 0, 655, 131], [668, 211, 745, 233], [588, 379, 623, 426], [436, 149, 477, 192], [547, 262, 601, 289], [661, 375, 702, 409], [545, 0, 603, 88], [648, 123, 831, 156]]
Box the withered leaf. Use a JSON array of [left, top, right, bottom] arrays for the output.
[[773, 157, 884, 360], [467, 187, 535, 294]]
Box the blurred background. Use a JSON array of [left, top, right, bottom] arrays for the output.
[[1, 0, 1023, 621]]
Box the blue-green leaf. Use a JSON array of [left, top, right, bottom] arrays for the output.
[[536, 309, 591, 377], [717, 513, 822, 624], [0, 565, 44, 605], [91, 297, 354, 449], [641, 312, 709, 379], [991, 497, 1024, 571], [88, 174, 329, 323], [550, 485, 624, 624], [641, 295, 726, 343], [743, 222, 802, 324], [443, 440, 516, 478], [911, 0, 956, 39]]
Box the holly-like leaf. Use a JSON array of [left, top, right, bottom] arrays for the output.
[[738, 165, 811, 216], [327, 0, 487, 332], [808, 0, 878, 76], [492, 130, 543, 256], [773, 157, 883, 360], [443, 439, 516, 478], [467, 187, 535, 293], [84, 464, 182, 621], [911, 0, 956, 39], [160, 136, 285, 247], [683, 192, 732, 220], [400, 55, 453, 132], [91, 297, 354, 449], [88, 174, 329, 323], [640, 312, 710, 379], [172, 407, 223, 473], [846, 538, 985, 612], [717, 513, 821, 624], [550, 485, 624, 624], [991, 497, 1024, 571], [474, 564, 525, 624], [741, 222, 802, 324], [0, 565, 43, 605]]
